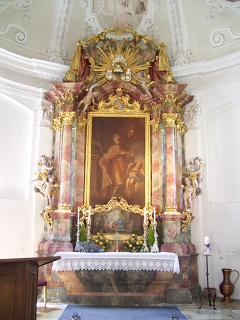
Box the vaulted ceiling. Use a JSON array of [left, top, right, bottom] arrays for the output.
[[0, 0, 240, 69]]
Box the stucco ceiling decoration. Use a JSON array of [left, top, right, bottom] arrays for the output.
[[206, 0, 240, 20], [165, 0, 190, 66], [0, 0, 240, 74], [0, 0, 32, 20], [83, 0, 160, 37], [48, 0, 74, 64]]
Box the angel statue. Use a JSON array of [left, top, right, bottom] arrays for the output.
[[33, 155, 58, 208], [186, 156, 205, 196]]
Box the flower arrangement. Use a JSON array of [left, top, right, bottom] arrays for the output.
[[92, 230, 112, 251], [122, 234, 143, 252]]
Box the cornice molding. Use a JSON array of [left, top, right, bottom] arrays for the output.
[[173, 51, 240, 86], [0, 48, 239, 95], [0, 48, 68, 83]]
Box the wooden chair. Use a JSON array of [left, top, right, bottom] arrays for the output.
[[38, 280, 47, 307]]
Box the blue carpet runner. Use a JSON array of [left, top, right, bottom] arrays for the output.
[[58, 305, 187, 320]]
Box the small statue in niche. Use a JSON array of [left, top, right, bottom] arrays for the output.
[[182, 177, 194, 211]]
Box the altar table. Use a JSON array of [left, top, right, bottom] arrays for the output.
[[52, 252, 180, 273], [51, 252, 182, 305]]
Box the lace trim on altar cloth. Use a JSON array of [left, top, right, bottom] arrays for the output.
[[52, 252, 180, 273]]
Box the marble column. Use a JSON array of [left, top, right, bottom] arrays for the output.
[[162, 112, 178, 212], [58, 111, 76, 209]]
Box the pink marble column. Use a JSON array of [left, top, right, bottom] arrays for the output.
[[162, 113, 178, 211], [59, 111, 76, 208], [151, 113, 163, 211]]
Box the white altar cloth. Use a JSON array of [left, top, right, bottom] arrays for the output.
[[52, 252, 180, 273]]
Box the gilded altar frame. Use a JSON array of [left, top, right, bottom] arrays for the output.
[[84, 111, 151, 210]]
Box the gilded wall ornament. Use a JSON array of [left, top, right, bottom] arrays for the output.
[[51, 117, 62, 131]]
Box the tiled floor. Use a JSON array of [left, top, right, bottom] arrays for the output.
[[36, 298, 240, 320]]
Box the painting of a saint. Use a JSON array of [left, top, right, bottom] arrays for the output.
[[88, 116, 147, 208]]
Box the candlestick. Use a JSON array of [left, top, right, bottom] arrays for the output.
[[88, 207, 91, 224], [115, 232, 119, 252]]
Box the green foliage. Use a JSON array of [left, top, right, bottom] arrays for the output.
[[147, 226, 155, 246], [79, 225, 87, 242]]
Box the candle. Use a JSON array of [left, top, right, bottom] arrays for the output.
[[77, 207, 80, 224], [154, 207, 156, 224], [204, 236, 210, 255], [144, 208, 146, 225], [204, 236, 209, 245]]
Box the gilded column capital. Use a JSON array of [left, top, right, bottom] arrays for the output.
[[150, 118, 161, 133], [51, 117, 62, 131], [162, 112, 178, 127], [160, 93, 177, 106], [60, 111, 76, 126], [176, 118, 188, 135], [61, 90, 77, 104], [56, 99, 63, 111]]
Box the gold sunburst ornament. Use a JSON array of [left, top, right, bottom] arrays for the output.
[[92, 42, 148, 86]]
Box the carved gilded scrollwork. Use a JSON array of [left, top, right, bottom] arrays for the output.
[[176, 118, 187, 135], [162, 113, 178, 127], [150, 118, 161, 133], [83, 196, 144, 215], [51, 117, 62, 131], [44, 209, 53, 229], [93, 88, 148, 114], [181, 210, 192, 233], [78, 116, 88, 131]]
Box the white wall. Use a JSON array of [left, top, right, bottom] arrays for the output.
[[0, 49, 240, 299], [0, 49, 64, 258], [177, 52, 240, 299]]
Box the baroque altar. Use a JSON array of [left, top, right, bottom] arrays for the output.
[[36, 28, 201, 305]]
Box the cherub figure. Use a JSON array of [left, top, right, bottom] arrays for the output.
[[34, 155, 53, 182], [188, 156, 205, 195], [182, 177, 194, 210], [77, 83, 99, 113], [42, 175, 58, 208], [191, 157, 203, 186]]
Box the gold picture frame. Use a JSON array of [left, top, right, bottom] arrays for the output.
[[84, 110, 151, 210]]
